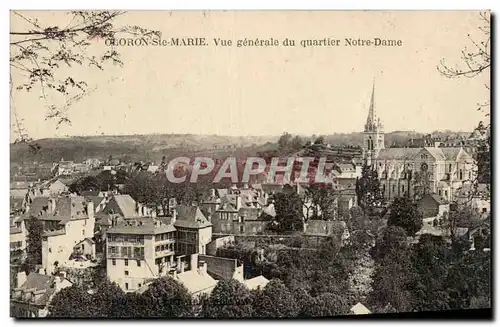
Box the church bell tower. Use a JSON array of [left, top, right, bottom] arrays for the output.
[[363, 80, 385, 164]]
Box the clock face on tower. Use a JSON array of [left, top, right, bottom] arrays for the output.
[[421, 162, 428, 171]]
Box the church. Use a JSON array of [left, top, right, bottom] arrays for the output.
[[361, 81, 477, 203]]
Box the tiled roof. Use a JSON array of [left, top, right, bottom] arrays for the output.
[[440, 147, 462, 161], [10, 181, 31, 190], [429, 193, 449, 205], [350, 302, 371, 315], [175, 270, 218, 295], [13, 273, 70, 306], [84, 196, 104, 208], [243, 275, 269, 290], [113, 195, 138, 217], [174, 205, 212, 229], [10, 227, 22, 234], [107, 217, 176, 235], [217, 202, 238, 212], [11, 189, 28, 198], [27, 196, 90, 221], [424, 147, 446, 160], [376, 148, 421, 160]]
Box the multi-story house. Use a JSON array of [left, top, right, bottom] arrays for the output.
[[24, 196, 95, 275], [174, 205, 212, 256], [106, 217, 176, 292], [10, 216, 27, 264], [10, 271, 72, 318]]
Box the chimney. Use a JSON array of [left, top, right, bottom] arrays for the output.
[[190, 253, 198, 271], [17, 271, 27, 287], [198, 260, 207, 273], [87, 201, 94, 219], [176, 256, 182, 273], [235, 195, 242, 210], [49, 198, 56, 215], [171, 209, 177, 225]]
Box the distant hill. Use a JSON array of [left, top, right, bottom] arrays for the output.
[[10, 134, 279, 164], [10, 130, 471, 164]]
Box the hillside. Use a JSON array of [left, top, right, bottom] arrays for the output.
[[10, 134, 279, 164], [10, 130, 471, 164]]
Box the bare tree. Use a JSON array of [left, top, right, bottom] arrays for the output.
[[437, 11, 491, 197], [437, 11, 490, 118], [10, 10, 161, 144]]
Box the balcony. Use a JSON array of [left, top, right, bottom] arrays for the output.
[[107, 252, 145, 260], [155, 249, 175, 258]]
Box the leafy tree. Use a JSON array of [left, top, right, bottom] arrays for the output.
[[49, 285, 94, 317], [91, 280, 126, 317], [370, 226, 408, 262], [252, 279, 299, 318], [10, 11, 160, 144], [387, 197, 423, 237], [356, 165, 384, 215], [69, 176, 101, 194], [314, 136, 325, 145], [305, 186, 339, 220], [368, 245, 416, 313], [290, 135, 304, 151], [123, 170, 160, 207], [202, 279, 254, 318], [302, 293, 349, 317], [412, 170, 432, 202], [24, 218, 43, 270], [139, 277, 192, 317], [273, 192, 304, 232]]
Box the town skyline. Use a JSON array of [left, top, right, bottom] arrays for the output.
[[10, 11, 489, 141]]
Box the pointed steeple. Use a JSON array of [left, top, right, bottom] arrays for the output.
[[364, 78, 377, 132]]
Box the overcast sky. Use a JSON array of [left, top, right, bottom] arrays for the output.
[[10, 10, 490, 140]]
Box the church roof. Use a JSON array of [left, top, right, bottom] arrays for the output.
[[376, 148, 421, 160]]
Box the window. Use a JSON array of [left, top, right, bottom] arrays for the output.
[[134, 247, 144, 258], [449, 164, 452, 172], [482, 208, 487, 213], [49, 248, 52, 253], [239, 225, 245, 233], [439, 190, 442, 196], [112, 259, 116, 266], [138, 283, 142, 288], [444, 190, 448, 197], [401, 185, 405, 193], [125, 283, 129, 290], [137, 260, 141, 267], [459, 170, 463, 180], [125, 259, 129, 266], [392, 185, 395, 193], [125, 270, 129, 276]]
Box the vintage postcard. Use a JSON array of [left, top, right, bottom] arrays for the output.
[[9, 10, 491, 318]]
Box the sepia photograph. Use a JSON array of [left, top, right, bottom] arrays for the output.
[[9, 9, 491, 319]]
